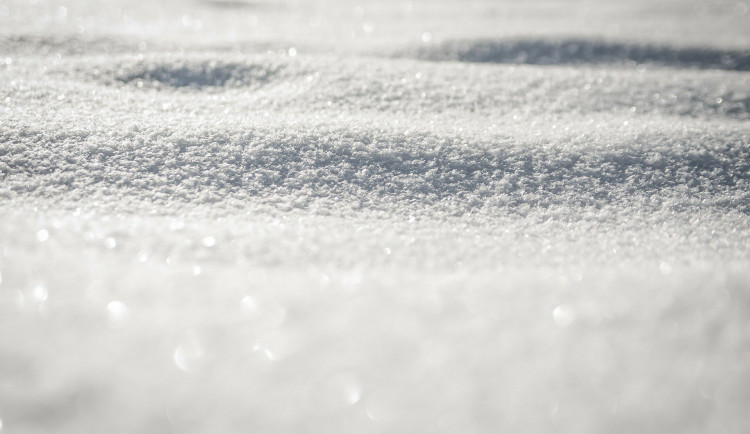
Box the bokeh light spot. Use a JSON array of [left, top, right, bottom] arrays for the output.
[[553, 305, 575, 327]]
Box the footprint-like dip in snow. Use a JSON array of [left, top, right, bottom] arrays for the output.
[[409, 38, 750, 71], [115, 60, 288, 90], [198, 0, 285, 9]]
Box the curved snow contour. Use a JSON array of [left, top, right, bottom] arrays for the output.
[[409, 39, 750, 71], [1, 126, 748, 212], [115, 60, 289, 89]]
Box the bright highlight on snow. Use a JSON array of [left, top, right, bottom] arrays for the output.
[[1, 0, 749, 433]]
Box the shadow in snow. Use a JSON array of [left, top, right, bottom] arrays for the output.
[[198, 0, 286, 9], [411, 39, 750, 71], [116, 60, 286, 89]]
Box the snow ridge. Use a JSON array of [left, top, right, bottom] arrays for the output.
[[2, 125, 748, 213]]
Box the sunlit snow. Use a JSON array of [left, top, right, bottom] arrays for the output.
[[1, 0, 750, 433]]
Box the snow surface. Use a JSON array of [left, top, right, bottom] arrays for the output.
[[1, 0, 750, 433]]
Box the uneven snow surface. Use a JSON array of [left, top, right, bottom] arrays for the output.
[[1, 0, 750, 433]]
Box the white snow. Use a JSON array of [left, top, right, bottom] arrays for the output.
[[1, 0, 750, 433]]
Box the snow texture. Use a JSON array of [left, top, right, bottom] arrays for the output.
[[1, 0, 750, 433]]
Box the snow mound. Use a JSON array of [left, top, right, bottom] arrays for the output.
[[0, 34, 138, 56], [2, 124, 748, 213], [409, 38, 750, 71]]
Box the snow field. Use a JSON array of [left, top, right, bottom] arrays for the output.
[[2, 0, 750, 432]]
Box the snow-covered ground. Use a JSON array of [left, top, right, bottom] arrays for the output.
[[1, 0, 750, 432]]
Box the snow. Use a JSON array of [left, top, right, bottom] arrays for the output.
[[408, 38, 750, 70], [1, 0, 750, 433]]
